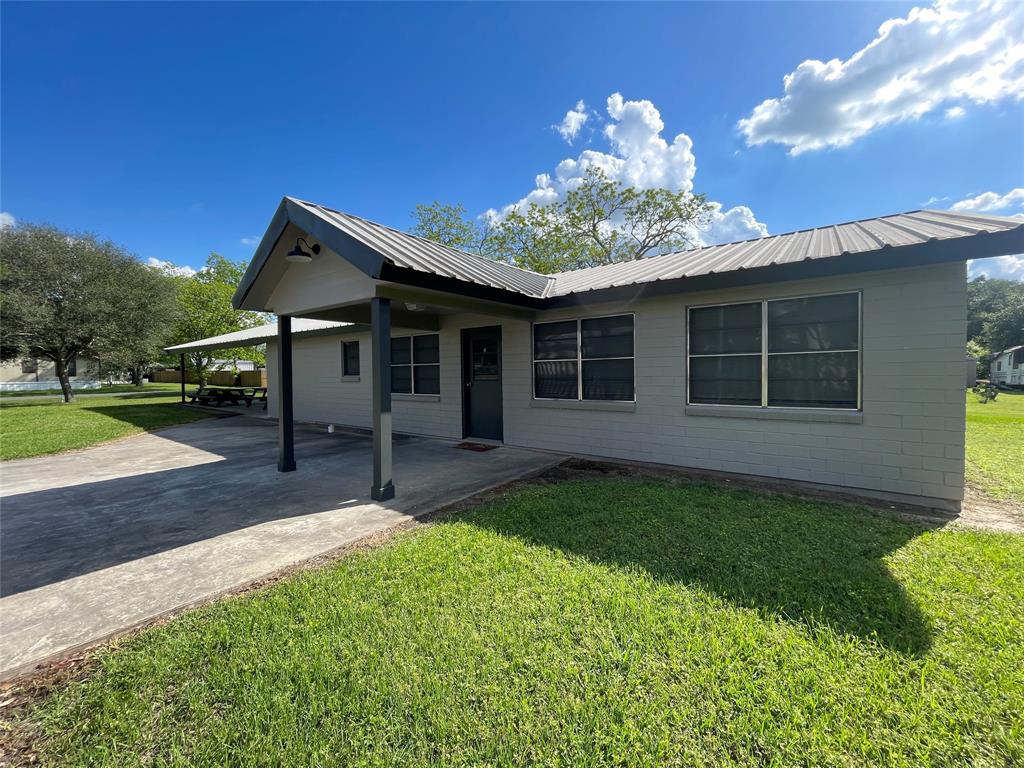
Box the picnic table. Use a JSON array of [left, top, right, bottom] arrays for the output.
[[189, 386, 268, 408]]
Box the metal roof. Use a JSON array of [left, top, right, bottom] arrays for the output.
[[164, 319, 350, 354], [546, 210, 1024, 297], [292, 198, 552, 298]]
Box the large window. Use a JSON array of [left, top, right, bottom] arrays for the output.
[[533, 314, 634, 402], [391, 334, 440, 395], [342, 341, 360, 377], [687, 292, 860, 410]]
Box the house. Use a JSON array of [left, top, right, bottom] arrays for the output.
[[0, 355, 100, 392], [990, 345, 1024, 388], [169, 198, 1024, 512]]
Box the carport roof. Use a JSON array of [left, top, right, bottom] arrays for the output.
[[234, 197, 1024, 310], [164, 318, 350, 354]]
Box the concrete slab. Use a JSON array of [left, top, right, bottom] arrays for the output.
[[0, 417, 561, 680]]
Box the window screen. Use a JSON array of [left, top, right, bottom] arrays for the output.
[[342, 341, 360, 377], [391, 335, 440, 395], [688, 293, 860, 410], [533, 315, 634, 401]]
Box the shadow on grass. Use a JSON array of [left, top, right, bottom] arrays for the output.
[[467, 477, 935, 655]]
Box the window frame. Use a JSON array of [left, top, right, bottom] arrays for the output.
[[686, 290, 862, 411], [531, 312, 636, 403], [390, 333, 441, 396], [341, 340, 360, 378]]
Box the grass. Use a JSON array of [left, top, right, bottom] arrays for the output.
[[966, 389, 1024, 503], [0, 391, 210, 460], [17, 479, 1023, 767], [0, 382, 183, 398]]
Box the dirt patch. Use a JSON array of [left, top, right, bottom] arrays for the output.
[[959, 487, 1024, 533]]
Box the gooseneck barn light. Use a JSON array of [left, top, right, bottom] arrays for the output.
[[285, 237, 321, 263]]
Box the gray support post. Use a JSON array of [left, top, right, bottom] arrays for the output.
[[370, 297, 395, 500], [179, 353, 186, 404], [277, 314, 296, 472]]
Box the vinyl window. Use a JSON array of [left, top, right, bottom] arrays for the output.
[[391, 334, 440, 395], [687, 292, 860, 410], [533, 314, 635, 402], [341, 341, 360, 377]]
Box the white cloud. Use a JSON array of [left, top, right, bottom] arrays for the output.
[[554, 100, 589, 143], [738, 0, 1024, 154], [147, 256, 197, 277], [240, 235, 260, 246], [490, 93, 768, 248], [950, 187, 1024, 213], [0, 212, 15, 230], [969, 254, 1024, 280], [922, 195, 950, 206], [945, 105, 967, 119]]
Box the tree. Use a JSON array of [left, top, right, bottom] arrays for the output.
[[0, 224, 178, 402], [412, 167, 714, 274], [967, 275, 1024, 359], [165, 253, 265, 385]]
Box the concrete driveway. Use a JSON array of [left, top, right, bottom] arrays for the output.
[[0, 416, 561, 679]]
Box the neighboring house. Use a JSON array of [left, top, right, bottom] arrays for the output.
[[0, 355, 101, 391], [168, 198, 1024, 512], [990, 345, 1024, 388]]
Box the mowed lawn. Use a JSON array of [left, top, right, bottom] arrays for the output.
[[18, 480, 1024, 767], [966, 389, 1024, 503], [0, 382, 183, 399], [0, 392, 209, 460]]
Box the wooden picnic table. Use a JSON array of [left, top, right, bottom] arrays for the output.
[[189, 386, 268, 408]]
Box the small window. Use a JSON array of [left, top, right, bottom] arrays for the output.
[[67, 357, 77, 377], [342, 341, 360, 377], [391, 334, 440, 395], [533, 314, 634, 402], [21, 358, 38, 374], [688, 292, 860, 410]]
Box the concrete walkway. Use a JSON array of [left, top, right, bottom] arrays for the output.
[[0, 417, 561, 680]]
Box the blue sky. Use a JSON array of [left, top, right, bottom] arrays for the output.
[[2, 1, 1022, 278]]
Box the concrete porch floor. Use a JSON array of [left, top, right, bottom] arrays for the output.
[[0, 416, 562, 680]]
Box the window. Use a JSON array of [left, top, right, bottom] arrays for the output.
[[687, 292, 860, 410], [67, 357, 78, 377], [342, 341, 360, 377], [533, 314, 634, 401], [21, 358, 38, 374], [391, 334, 440, 395]]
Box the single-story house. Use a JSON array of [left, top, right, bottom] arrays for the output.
[[990, 345, 1023, 388], [0, 355, 100, 391], [168, 197, 1024, 512]]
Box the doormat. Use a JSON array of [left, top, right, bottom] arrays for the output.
[[455, 442, 498, 452]]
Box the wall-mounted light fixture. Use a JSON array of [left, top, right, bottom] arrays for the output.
[[286, 237, 321, 263]]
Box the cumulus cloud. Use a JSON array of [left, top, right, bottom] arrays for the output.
[[491, 93, 768, 248], [951, 187, 1024, 213], [944, 105, 967, 119], [147, 256, 197, 277], [969, 254, 1024, 280], [240, 235, 260, 246], [738, 0, 1024, 154], [0, 212, 15, 230], [554, 100, 589, 143]]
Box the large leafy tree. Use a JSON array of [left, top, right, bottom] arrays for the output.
[[0, 224, 177, 402], [967, 275, 1024, 362], [413, 167, 713, 274], [165, 253, 266, 385]]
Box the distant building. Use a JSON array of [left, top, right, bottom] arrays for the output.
[[990, 345, 1024, 388], [0, 355, 101, 392]]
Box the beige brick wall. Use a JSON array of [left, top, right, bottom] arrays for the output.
[[268, 262, 967, 509]]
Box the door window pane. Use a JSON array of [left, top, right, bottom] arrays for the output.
[[414, 364, 440, 394], [768, 352, 858, 408], [768, 294, 858, 352], [689, 303, 761, 355], [582, 359, 634, 401], [413, 334, 439, 364], [533, 321, 578, 360], [689, 355, 761, 405], [581, 315, 633, 359], [472, 338, 499, 381], [534, 361, 578, 399]]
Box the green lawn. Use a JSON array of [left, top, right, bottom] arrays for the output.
[[0, 392, 209, 460], [18, 480, 1023, 767], [966, 389, 1024, 503], [0, 382, 183, 398]]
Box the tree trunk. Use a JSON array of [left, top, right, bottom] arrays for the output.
[[131, 365, 143, 387], [55, 356, 75, 403]]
